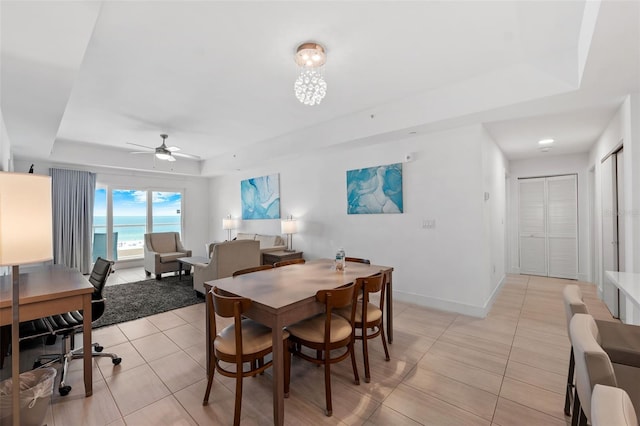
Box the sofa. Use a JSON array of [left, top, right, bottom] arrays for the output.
[[143, 232, 192, 279], [193, 239, 261, 295], [236, 232, 286, 252]]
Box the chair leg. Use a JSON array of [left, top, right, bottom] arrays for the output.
[[577, 407, 587, 426], [564, 347, 575, 416], [202, 355, 216, 405], [379, 325, 390, 361], [349, 341, 360, 386], [362, 326, 371, 383], [324, 355, 332, 417], [571, 390, 581, 426], [284, 340, 290, 398], [234, 367, 243, 426]]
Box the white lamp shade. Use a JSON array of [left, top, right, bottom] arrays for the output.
[[0, 173, 53, 266], [222, 217, 235, 230], [281, 219, 297, 235]]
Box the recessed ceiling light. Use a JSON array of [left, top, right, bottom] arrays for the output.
[[538, 138, 554, 145]]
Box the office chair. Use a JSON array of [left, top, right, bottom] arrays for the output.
[[35, 257, 122, 396]]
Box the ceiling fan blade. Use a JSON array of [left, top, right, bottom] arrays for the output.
[[173, 152, 201, 160], [167, 155, 177, 162], [126, 142, 155, 150], [166, 146, 181, 152], [130, 151, 152, 155]]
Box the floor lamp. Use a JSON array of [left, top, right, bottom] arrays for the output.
[[0, 173, 53, 426]]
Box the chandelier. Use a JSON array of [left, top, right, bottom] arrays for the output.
[[294, 42, 327, 106]]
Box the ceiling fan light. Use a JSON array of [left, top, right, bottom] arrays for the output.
[[155, 152, 172, 161]]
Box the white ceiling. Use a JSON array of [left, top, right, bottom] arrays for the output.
[[1, 1, 639, 176]]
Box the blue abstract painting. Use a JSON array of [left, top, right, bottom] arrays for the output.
[[347, 163, 403, 214], [241, 174, 281, 219]]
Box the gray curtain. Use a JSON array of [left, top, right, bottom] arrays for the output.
[[50, 168, 96, 273]]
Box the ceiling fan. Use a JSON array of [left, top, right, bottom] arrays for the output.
[[127, 134, 200, 162]]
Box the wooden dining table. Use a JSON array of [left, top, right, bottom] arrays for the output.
[[204, 258, 393, 426]]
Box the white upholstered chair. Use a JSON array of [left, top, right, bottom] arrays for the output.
[[143, 232, 191, 279], [193, 240, 261, 295]]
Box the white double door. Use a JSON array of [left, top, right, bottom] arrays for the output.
[[519, 175, 578, 279]]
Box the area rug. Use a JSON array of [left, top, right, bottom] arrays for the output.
[[93, 275, 203, 328]]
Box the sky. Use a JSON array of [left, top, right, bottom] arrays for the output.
[[94, 189, 182, 216]]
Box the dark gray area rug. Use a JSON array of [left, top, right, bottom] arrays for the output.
[[93, 275, 203, 328]]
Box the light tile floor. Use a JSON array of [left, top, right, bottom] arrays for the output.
[[6, 270, 618, 425]]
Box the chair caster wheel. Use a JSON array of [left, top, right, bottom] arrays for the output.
[[32, 361, 42, 369], [95, 345, 103, 352], [113, 357, 122, 365], [59, 385, 71, 396]]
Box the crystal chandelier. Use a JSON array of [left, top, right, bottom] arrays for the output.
[[294, 42, 327, 106]]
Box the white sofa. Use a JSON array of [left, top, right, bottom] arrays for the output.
[[193, 240, 261, 295], [235, 232, 286, 253]]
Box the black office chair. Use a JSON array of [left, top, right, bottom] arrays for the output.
[[35, 257, 122, 395]]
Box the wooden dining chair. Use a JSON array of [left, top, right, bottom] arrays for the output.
[[345, 257, 370, 264], [286, 282, 360, 416], [273, 258, 306, 268], [232, 264, 273, 277], [336, 272, 390, 382], [203, 287, 290, 426]]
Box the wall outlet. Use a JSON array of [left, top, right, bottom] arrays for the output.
[[422, 219, 436, 229]]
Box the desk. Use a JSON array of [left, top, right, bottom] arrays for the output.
[[204, 258, 393, 425], [605, 271, 640, 325], [0, 265, 94, 396]]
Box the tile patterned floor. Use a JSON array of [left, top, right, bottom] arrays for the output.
[[6, 271, 617, 425]]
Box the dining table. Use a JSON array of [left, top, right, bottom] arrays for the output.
[[204, 258, 393, 425]]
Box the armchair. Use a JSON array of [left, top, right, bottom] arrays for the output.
[[193, 240, 260, 295], [144, 232, 192, 279]]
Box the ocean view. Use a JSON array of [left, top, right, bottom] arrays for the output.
[[94, 216, 181, 247]]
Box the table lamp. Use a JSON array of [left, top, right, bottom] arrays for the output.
[[222, 215, 236, 241], [0, 173, 53, 426], [281, 216, 297, 252]]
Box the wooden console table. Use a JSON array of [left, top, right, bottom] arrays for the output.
[[262, 250, 303, 266]]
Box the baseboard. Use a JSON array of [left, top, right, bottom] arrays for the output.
[[510, 266, 520, 274], [577, 272, 589, 282], [393, 275, 506, 318]]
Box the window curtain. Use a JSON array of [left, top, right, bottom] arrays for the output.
[[50, 168, 96, 274]]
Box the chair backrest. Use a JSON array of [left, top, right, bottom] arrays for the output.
[[355, 272, 385, 319], [316, 283, 356, 322], [273, 258, 305, 268], [563, 285, 590, 338], [89, 257, 113, 320], [210, 240, 261, 278], [345, 257, 370, 264], [209, 287, 252, 359], [145, 232, 181, 253], [591, 384, 638, 426], [569, 313, 618, 423], [233, 264, 273, 277]]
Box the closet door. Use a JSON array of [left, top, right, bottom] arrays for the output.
[[519, 178, 547, 276], [547, 175, 577, 279]]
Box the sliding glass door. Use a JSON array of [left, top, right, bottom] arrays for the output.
[[92, 187, 183, 262]]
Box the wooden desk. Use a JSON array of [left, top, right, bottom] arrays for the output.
[[0, 265, 94, 396], [204, 258, 393, 425]]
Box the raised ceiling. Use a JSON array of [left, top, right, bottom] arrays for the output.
[[1, 1, 638, 175]]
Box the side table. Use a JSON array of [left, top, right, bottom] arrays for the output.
[[262, 250, 303, 266], [177, 256, 209, 280]]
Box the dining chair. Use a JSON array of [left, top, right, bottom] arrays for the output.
[[562, 285, 640, 415], [569, 313, 640, 426], [591, 384, 638, 426], [203, 287, 290, 426], [273, 258, 306, 267], [286, 282, 360, 416], [344, 257, 370, 264], [232, 264, 273, 276], [336, 272, 389, 383]]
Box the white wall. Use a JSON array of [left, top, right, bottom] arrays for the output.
[[0, 111, 12, 172], [13, 158, 211, 268], [507, 153, 590, 281], [589, 93, 640, 286], [208, 124, 507, 317]]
